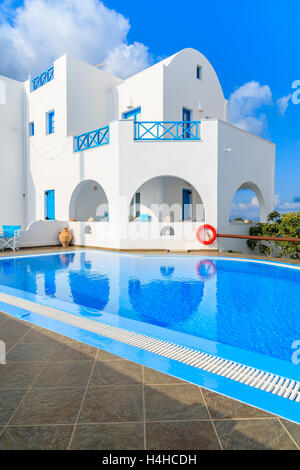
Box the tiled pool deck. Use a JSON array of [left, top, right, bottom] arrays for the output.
[[0, 313, 300, 450], [0, 247, 299, 450]]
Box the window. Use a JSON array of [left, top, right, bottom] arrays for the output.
[[196, 65, 202, 80], [122, 107, 141, 121], [44, 190, 55, 220], [46, 110, 55, 134], [182, 189, 193, 220], [29, 122, 34, 137]]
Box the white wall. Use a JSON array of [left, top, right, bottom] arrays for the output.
[[0, 75, 25, 227], [20, 220, 67, 247], [25, 55, 70, 225], [116, 61, 164, 122], [117, 119, 219, 249], [23, 117, 274, 251], [116, 48, 227, 125], [217, 120, 275, 235], [163, 48, 227, 122]]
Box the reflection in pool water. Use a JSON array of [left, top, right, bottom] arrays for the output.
[[128, 278, 204, 328], [0, 250, 300, 363], [160, 266, 175, 277], [196, 259, 216, 281]]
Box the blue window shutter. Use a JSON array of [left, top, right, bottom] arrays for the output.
[[45, 190, 55, 220], [47, 110, 55, 134], [182, 189, 192, 220], [29, 122, 34, 136]]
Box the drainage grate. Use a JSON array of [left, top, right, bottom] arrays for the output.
[[78, 322, 300, 402], [0, 292, 300, 403]]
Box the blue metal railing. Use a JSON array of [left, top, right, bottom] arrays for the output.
[[134, 121, 201, 141], [32, 66, 54, 91], [74, 126, 109, 152]]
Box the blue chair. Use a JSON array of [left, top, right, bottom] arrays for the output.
[[0, 225, 21, 251]]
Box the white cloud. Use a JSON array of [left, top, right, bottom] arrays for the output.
[[274, 194, 280, 206], [228, 81, 272, 135], [277, 94, 291, 115], [277, 201, 300, 210], [0, 0, 151, 80], [275, 194, 300, 211], [250, 196, 259, 207], [232, 196, 259, 211]]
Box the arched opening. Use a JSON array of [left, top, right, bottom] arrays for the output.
[[229, 182, 266, 224], [160, 226, 175, 237], [129, 176, 205, 222], [69, 180, 109, 222]]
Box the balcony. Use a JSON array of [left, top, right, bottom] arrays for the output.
[[134, 121, 201, 141], [32, 66, 54, 91], [74, 126, 109, 152], [73, 120, 201, 153]]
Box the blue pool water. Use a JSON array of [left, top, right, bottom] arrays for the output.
[[0, 250, 300, 367]]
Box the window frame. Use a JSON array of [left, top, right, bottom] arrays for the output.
[[196, 65, 202, 80], [135, 192, 141, 218]]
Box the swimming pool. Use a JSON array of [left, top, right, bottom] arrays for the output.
[[0, 250, 299, 423]]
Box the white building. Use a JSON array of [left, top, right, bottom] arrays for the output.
[[0, 48, 275, 252]]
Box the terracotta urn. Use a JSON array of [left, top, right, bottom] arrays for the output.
[[59, 227, 72, 248]]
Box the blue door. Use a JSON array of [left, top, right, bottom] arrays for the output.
[[182, 189, 192, 220], [182, 108, 191, 138], [45, 190, 55, 220]]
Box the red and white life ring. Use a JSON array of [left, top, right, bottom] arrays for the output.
[[196, 224, 217, 245]]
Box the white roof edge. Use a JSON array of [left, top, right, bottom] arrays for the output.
[[217, 119, 276, 146]]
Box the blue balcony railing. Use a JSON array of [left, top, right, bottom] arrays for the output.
[[74, 126, 109, 152], [32, 66, 54, 91], [134, 121, 201, 141]]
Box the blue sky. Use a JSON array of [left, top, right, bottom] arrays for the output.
[[0, 0, 299, 217]]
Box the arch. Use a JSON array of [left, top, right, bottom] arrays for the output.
[[229, 181, 266, 223], [163, 48, 225, 99], [69, 180, 109, 222], [129, 175, 205, 223], [160, 226, 175, 237]]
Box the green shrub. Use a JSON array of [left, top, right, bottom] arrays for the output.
[[247, 211, 300, 259]]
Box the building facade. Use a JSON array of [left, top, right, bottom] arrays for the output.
[[0, 48, 275, 251]]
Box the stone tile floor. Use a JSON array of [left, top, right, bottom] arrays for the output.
[[0, 311, 299, 450]]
